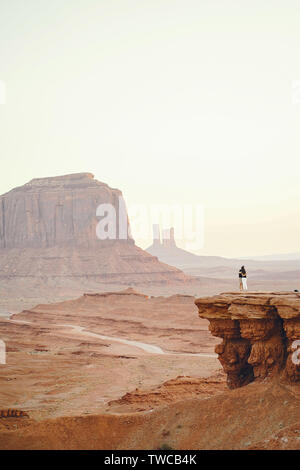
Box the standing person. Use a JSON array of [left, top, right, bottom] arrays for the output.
[[239, 265, 247, 291], [238, 267, 243, 291]]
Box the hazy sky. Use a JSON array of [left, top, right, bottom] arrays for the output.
[[0, 0, 300, 257]]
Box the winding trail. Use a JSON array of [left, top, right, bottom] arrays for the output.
[[59, 324, 165, 354], [10, 318, 217, 358]]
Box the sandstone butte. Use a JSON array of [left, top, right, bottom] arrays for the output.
[[195, 291, 300, 388], [0, 173, 191, 297]]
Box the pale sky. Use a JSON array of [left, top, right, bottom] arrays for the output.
[[0, 0, 299, 257]]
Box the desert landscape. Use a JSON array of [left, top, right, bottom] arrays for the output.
[[1, 1, 300, 453], [0, 289, 299, 449], [1, 174, 299, 315], [0, 174, 299, 450]]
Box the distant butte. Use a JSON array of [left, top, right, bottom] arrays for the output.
[[0, 174, 193, 311], [0, 172, 127, 249]]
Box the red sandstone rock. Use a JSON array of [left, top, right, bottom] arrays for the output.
[[195, 292, 300, 388], [0, 174, 192, 289], [0, 290, 299, 450], [0, 173, 127, 249]]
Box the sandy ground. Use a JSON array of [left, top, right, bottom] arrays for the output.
[[0, 290, 222, 422], [1, 275, 299, 317], [0, 379, 299, 450]]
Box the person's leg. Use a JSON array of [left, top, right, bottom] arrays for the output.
[[239, 278, 243, 291], [242, 278, 248, 290]]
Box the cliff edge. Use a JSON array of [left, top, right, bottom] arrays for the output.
[[195, 292, 300, 388]]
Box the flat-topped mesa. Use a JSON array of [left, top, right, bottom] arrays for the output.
[[195, 292, 300, 389], [0, 174, 191, 286], [25, 173, 96, 188], [0, 173, 131, 249]]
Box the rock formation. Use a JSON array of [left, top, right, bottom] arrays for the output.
[[1, 289, 299, 449], [162, 228, 176, 248], [0, 174, 191, 302], [195, 292, 300, 388], [152, 224, 161, 248], [147, 225, 204, 265], [147, 226, 300, 290], [0, 172, 133, 249]]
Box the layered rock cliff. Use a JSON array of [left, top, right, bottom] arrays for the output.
[[0, 173, 133, 249], [195, 292, 300, 388], [0, 174, 191, 296]]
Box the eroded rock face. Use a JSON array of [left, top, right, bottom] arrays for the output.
[[0, 173, 133, 249], [195, 292, 300, 388], [0, 174, 192, 287]]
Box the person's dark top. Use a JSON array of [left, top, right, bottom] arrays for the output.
[[239, 267, 247, 278]]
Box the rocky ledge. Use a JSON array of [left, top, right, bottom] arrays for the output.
[[195, 292, 300, 388]]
